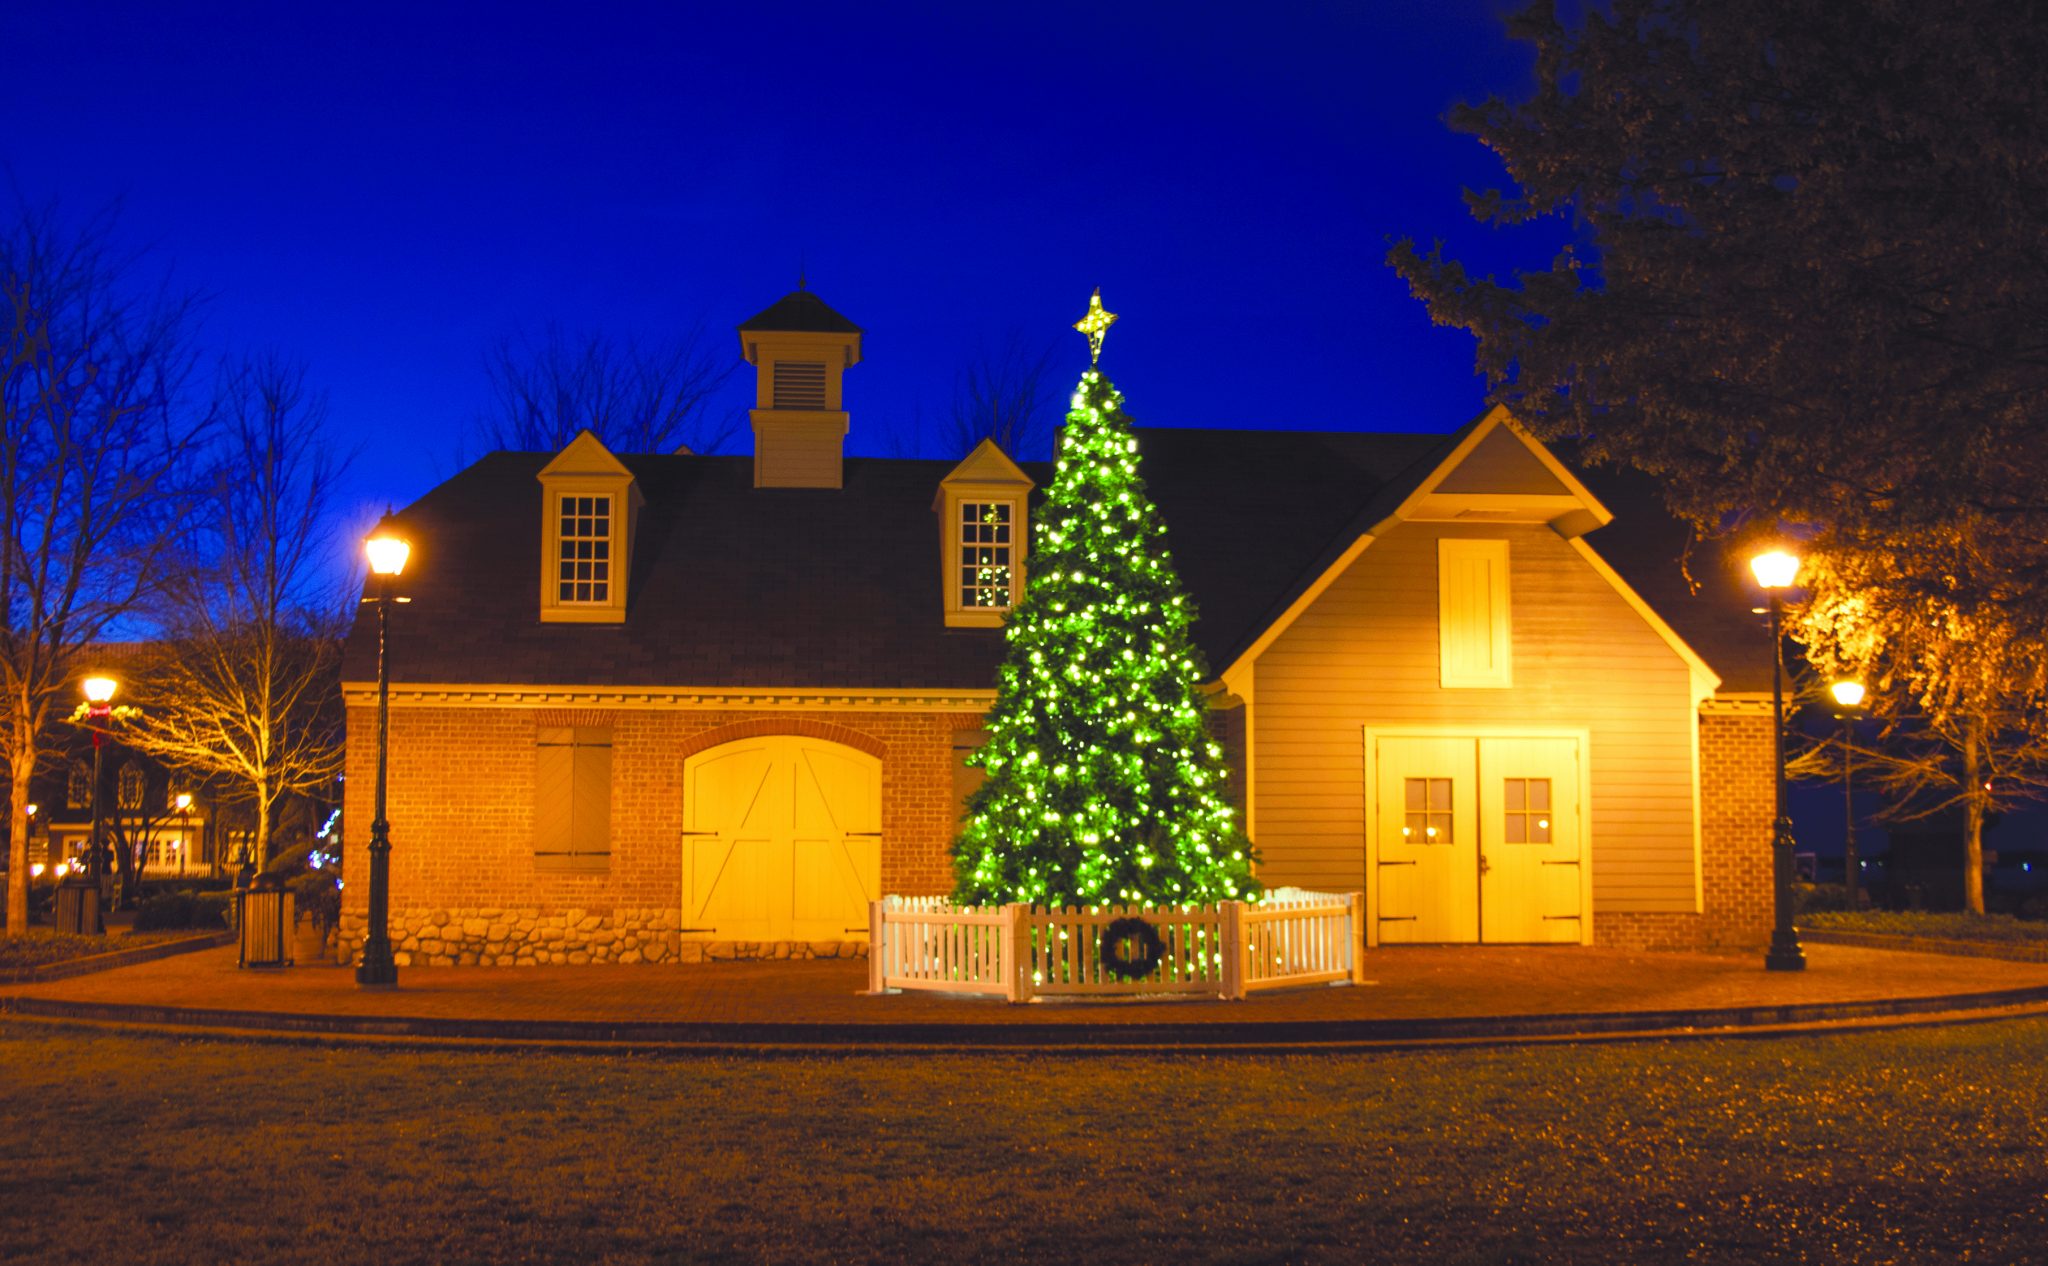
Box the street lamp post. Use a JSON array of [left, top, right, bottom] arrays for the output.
[[1751, 549, 1806, 971], [82, 676, 117, 911], [1830, 680, 1867, 911], [356, 515, 411, 989]]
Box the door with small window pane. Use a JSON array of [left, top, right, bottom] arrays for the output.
[[1372, 736, 1480, 943], [1476, 737, 1583, 943], [1371, 733, 1584, 944]]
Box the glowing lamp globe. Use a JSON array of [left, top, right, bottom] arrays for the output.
[[174, 792, 193, 812], [365, 519, 411, 578], [1831, 680, 1866, 709], [82, 676, 117, 705], [1749, 549, 1800, 590]]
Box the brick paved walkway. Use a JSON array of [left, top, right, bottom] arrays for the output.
[[5, 942, 2048, 1047]]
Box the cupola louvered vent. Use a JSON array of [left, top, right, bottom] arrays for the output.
[[772, 361, 827, 410]]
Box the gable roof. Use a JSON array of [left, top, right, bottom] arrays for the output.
[[939, 436, 1035, 493], [341, 426, 1768, 695], [538, 429, 634, 478]]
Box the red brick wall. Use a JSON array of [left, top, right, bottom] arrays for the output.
[[1598, 708, 1774, 951], [1697, 710, 1776, 949], [339, 704, 980, 964], [339, 698, 1777, 963]]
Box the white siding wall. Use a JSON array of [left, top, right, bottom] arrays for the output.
[[1252, 522, 1699, 913]]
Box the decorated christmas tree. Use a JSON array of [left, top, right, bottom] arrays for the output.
[[953, 291, 1259, 910]]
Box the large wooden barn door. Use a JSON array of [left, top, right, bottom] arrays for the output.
[[681, 737, 881, 941], [1369, 732, 1588, 945]]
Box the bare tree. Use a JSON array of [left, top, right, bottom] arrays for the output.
[[475, 324, 739, 455], [1791, 531, 2048, 912], [1, 203, 206, 934], [102, 755, 174, 903], [112, 356, 348, 868], [946, 333, 1059, 460]]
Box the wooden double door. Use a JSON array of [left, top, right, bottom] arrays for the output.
[[1370, 733, 1587, 944]]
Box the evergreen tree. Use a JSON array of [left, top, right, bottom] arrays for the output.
[[953, 297, 1257, 909]]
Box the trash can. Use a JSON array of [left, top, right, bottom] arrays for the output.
[[237, 874, 295, 968], [53, 874, 101, 936]]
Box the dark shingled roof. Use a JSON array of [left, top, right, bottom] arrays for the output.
[[341, 430, 1767, 694], [1132, 428, 1450, 667], [737, 290, 863, 335], [1570, 462, 1775, 694]]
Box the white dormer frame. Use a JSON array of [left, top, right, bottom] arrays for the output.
[[537, 431, 642, 625], [936, 438, 1035, 628]]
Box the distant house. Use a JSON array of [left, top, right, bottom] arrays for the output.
[[338, 290, 1776, 968]]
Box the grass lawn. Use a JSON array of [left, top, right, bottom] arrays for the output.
[[2, 1019, 2045, 1264], [0, 929, 200, 972], [1805, 909, 2048, 945]]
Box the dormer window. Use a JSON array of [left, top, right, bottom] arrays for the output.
[[959, 501, 1017, 610], [937, 439, 1034, 628], [556, 494, 613, 605], [537, 431, 639, 624]]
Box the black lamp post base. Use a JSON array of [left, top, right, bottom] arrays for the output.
[[1765, 937, 1807, 972], [355, 959, 399, 988]]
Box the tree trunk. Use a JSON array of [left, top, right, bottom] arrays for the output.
[[113, 810, 139, 909], [1963, 715, 1985, 915], [5, 746, 34, 934], [255, 789, 273, 869]]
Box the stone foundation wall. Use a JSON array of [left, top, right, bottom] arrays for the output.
[[336, 905, 871, 967]]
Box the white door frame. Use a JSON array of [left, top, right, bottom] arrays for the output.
[[1361, 725, 1594, 948]]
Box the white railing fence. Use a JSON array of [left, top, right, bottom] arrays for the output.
[[868, 889, 1364, 1002]]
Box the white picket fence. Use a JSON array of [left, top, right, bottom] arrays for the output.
[[867, 888, 1364, 1003]]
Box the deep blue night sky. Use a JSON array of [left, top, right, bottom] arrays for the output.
[[9, 2, 1923, 866], [3, 0, 1553, 522]]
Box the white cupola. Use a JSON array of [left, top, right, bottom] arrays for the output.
[[736, 288, 862, 489]]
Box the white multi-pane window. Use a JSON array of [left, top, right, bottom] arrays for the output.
[[117, 765, 146, 810], [1503, 777, 1553, 844], [959, 502, 1015, 610], [1402, 777, 1454, 844], [143, 834, 192, 873], [68, 765, 91, 809], [557, 494, 612, 605]]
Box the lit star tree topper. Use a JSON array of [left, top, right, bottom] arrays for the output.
[[953, 293, 1259, 910], [1072, 287, 1117, 365]]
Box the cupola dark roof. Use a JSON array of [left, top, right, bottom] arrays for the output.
[[737, 290, 863, 335]]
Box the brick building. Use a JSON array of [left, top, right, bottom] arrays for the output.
[[339, 289, 1777, 968]]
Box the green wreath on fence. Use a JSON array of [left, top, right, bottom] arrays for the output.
[[1099, 916, 1166, 981]]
